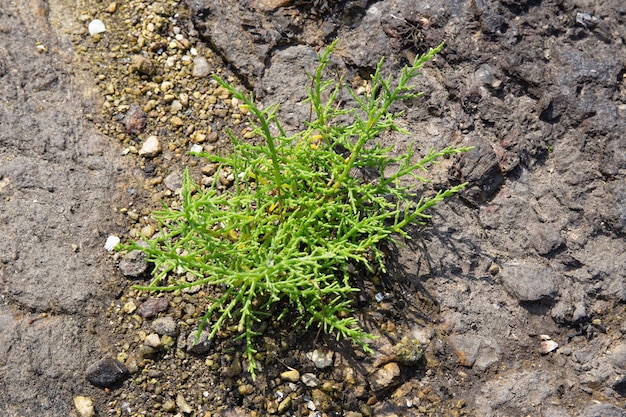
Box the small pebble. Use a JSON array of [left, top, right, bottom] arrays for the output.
[[88, 19, 106, 36], [139, 135, 162, 157], [86, 354, 129, 388], [252, 0, 292, 12], [104, 235, 120, 251], [171, 116, 184, 127], [277, 396, 292, 413], [140, 224, 155, 238], [193, 56, 210, 77], [368, 362, 401, 391], [144, 333, 162, 349], [187, 328, 212, 354], [307, 349, 334, 369], [124, 104, 148, 134], [119, 249, 148, 277], [280, 369, 300, 382], [540, 339, 559, 354], [131, 55, 156, 77], [122, 299, 136, 314], [176, 393, 193, 414], [74, 396, 95, 417], [223, 360, 243, 378], [238, 384, 254, 395], [138, 298, 169, 318], [162, 399, 176, 412], [301, 373, 319, 387], [164, 172, 183, 191], [151, 316, 177, 336]]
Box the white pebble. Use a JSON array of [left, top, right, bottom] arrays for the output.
[[88, 19, 106, 36], [104, 235, 120, 251], [540, 339, 559, 354], [306, 349, 334, 369], [193, 56, 210, 77], [139, 135, 162, 157], [190, 144, 204, 154]]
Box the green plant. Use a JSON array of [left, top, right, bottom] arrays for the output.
[[121, 41, 470, 377]]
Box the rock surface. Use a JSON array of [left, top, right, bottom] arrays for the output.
[[0, 0, 135, 414], [1, 0, 624, 415]]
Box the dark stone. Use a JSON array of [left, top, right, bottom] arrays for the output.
[[124, 104, 147, 135], [86, 354, 129, 388], [452, 135, 504, 203], [474, 0, 505, 34]]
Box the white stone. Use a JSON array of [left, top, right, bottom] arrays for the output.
[[88, 19, 106, 36], [306, 349, 334, 369], [104, 235, 120, 251], [540, 340, 559, 354], [193, 56, 210, 77], [139, 135, 161, 157]]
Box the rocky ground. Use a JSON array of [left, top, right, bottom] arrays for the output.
[[0, 0, 625, 416]]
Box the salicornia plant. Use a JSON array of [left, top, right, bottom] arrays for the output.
[[122, 41, 470, 377]]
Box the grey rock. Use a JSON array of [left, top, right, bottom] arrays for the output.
[[531, 223, 564, 255], [151, 316, 178, 337], [452, 135, 504, 203], [186, 328, 212, 354], [551, 285, 588, 324], [579, 361, 613, 390], [473, 342, 501, 372], [448, 334, 481, 368], [256, 45, 326, 131], [541, 405, 571, 417], [500, 262, 561, 302], [474, 0, 505, 34], [475, 371, 557, 416], [118, 249, 148, 278], [608, 343, 626, 369], [185, 0, 274, 88], [86, 354, 129, 388], [576, 403, 625, 417], [164, 171, 183, 192]]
